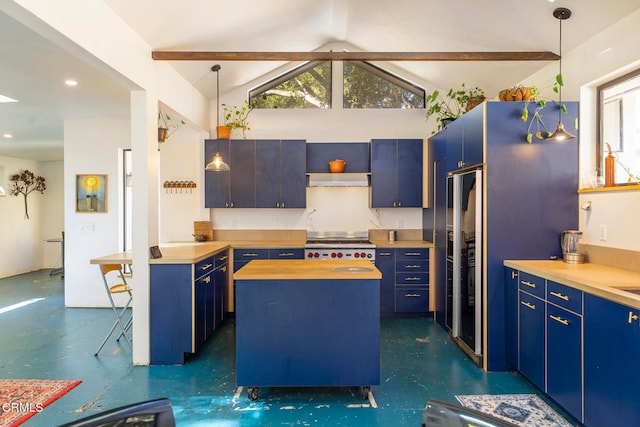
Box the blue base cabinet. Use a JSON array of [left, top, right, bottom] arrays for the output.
[[584, 294, 640, 426], [375, 249, 395, 314], [518, 290, 545, 391]]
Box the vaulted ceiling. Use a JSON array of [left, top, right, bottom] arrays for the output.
[[1, 0, 639, 161]]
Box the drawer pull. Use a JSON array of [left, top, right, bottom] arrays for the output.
[[520, 301, 536, 310], [404, 277, 422, 281], [405, 264, 421, 269], [380, 252, 392, 256], [549, 291, 569, 301], [278, 252, 295, 257], [204, 276, 211, 284], [405, 293, 421, 297], [218, 255, 228, 261], [404, 252, 421, 256], [629, 312, 639, 324], [521, 280, 536, 288], [200, 263, 213, 270], [511, 270, 517, 279], [243, 253, 259, 257], [550, 314, 569, 326], [221, 266, 227, 273]]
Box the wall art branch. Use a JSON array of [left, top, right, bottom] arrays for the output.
[[9, 170, 46, 219]]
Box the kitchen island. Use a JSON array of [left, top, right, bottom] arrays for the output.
[[234, 259, 381, 401]]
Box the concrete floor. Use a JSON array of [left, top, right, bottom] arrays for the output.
[[0, 269, 568, 426]]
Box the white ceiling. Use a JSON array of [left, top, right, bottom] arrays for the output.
[[1, 0, 639, 161]]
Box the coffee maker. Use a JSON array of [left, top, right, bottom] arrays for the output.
[[561, 230, 584, 263]]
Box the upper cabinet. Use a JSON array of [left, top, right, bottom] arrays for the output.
[[446, 105, 484, 172], [205, 139, 306, 209], [371, 138, 423, 208]]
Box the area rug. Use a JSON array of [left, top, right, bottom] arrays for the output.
[[0, 379, 82, 426], [455, 394, 573, 427]]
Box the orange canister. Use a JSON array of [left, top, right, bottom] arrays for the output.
[[605, 143, 615, 187]]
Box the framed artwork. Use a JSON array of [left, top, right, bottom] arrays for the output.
[[76, 174, 107, 213]]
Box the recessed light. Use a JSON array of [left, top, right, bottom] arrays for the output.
[[3, 134, 13, 138], [65, 80, 78, 86], [547, 0, 557, 3], [0, 94, 18, 103]]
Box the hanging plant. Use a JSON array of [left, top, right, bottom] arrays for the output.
[[157, 110, 186, 142], [9, 170, 46, 219]]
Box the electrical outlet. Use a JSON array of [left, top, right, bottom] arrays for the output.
[[599, 224, 607, 241]]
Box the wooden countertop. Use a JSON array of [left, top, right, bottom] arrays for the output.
[[504, 259, 640, 309], [370, 239, 433, 249], [90, 242, 229, 265], [220, 239, 305, 249], [234, 259, 382, 280]]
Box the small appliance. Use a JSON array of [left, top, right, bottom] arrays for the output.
[[561, 230, 584, 263]]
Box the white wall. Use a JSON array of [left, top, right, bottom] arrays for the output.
[[521, 9, 640, 251], [41, 161, 64, 268], [0, 156, 56, 278]]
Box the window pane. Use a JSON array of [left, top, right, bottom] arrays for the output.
[[600, 71, 640, 184], [343, 61, 425, 109], [250, 61, 331, 109]]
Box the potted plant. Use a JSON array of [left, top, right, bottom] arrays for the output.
[[425, 84, 485, 132], [157, 110, 185, 143], [222, 100, 253, 139]]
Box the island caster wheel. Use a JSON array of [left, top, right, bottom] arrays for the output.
[[247, 387, 260, 401], [361, 386, 371, 400]]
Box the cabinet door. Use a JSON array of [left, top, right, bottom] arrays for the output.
[[375, 249, 395, 314], [462, 105, 483, 168], [204, 139, 230, 208], [518, 291, 545, 390], [396, 139, 422, 207], [255, 139, 281, 208], [547, 304, 582, 422], [371, 139, 398, 207], [445, 119, 463, 172], [584, 294, 640, 426], [280, 139, 306, 208], [194, 274, 209, 350], [504, 268, 518, 370], [229, 140, 256, 208], [214, 264, 227, 329], [395, 288, 429, 312]]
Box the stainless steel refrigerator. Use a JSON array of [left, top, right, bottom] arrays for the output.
[[446, 168, 483, 365]]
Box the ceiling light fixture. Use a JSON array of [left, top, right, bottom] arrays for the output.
[[546, 7, 576, 142], [3, 134, 13, 138], [205, 64, 230, 172], [0, 94, 18, 103], [65, 79, 78, 86]]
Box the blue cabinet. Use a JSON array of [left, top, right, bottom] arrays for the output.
[[255, 139, 306, 208], [445, 105, 483, 172], [206, 139, 306, 209], [518, 290, 545, 391], [375, 249, 395, 314], [371, 139, 422, 208], [504, 268, 518, 370], [584, 294, 640, 426], [394, 248, 430, 314]]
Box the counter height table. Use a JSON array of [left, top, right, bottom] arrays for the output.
[[233, 259, 382, 401]]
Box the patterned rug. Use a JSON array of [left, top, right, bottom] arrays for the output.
[[455, 394, 573, 427], [0, 379, 82, 426]]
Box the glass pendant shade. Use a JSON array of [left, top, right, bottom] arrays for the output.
[[205, 152, 230, 171]]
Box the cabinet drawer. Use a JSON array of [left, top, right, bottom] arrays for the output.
[[395, 289, 429, 312], [214, 250, 229, 267], [396, 248, 429, 260], [519, 290, 544, 313], [396, 260, 428, 273], [195, 256, 215, 278], [396, 273, 429, 286], [268, 248, 304, 259], [234, 249, 268, 260], [519, 272, 545, 298], [547, 280, 583, 314]]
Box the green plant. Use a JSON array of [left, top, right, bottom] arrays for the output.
[[157, 110, 185, 141], [9, 169, 46, 219], [222, 100, 254, 138], [521, 74, 577, 143], [425, 84, 485, 132]]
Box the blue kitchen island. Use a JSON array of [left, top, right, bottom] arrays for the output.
[[234, 259, 381, 401]]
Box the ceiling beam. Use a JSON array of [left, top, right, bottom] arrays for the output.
[[151, 51, 559, 62]]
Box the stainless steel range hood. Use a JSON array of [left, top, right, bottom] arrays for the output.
[[306, 173, 371, 187]]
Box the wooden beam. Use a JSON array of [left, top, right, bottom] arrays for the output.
[[151, 51, 559, 62]]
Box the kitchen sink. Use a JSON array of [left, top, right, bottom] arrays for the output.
[[333, 266, 374, 273]]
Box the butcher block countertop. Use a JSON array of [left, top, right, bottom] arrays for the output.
[[504, 259, 640, 309], [90, 242, 229, 265], [371, 239, 434, 249], [234, 259, 382, 280]]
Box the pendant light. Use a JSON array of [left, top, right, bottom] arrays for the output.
[[546, 7, 576, 142], [205, 64, 230, 171]]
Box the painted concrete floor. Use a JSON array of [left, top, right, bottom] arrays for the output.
[[0, 270, 570, 426]]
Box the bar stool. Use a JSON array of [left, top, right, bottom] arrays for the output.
[[95, 264, 133, 355]]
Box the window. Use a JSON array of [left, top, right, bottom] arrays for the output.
[[343, 61, 424, 109], [250, 61, 331, 109], [597, 69, 640, 184]]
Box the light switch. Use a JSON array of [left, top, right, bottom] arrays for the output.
[[599, 224, 607, 241]]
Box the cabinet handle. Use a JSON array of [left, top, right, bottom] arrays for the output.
[[278, 252, 295, 257], [204, 276, 211, 283], [549, 291, 569, 301], [511, 271, 517, 279], [520, 301, 536, 310], [276, 202, 280, 208], [629, 311, 639, 324], [521, 280, 536, 288], [225, 202, 229, 208], [393, 201, 397, 207], [231, 202, 235, 208], [550, 314, 569, 326], [398, 201, 402, 207], [200, 264, 213, 270], [218, 256, 228, 261], [404, 252, 421, 256], [380, 252, 392, 256], [404, 277, 422, 281], [405, 293, 421, 297], [243, 253, 259, 257], [405, 264, 421, 269], [221, 266, 227, 272], [281, 202, 285, 208]]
